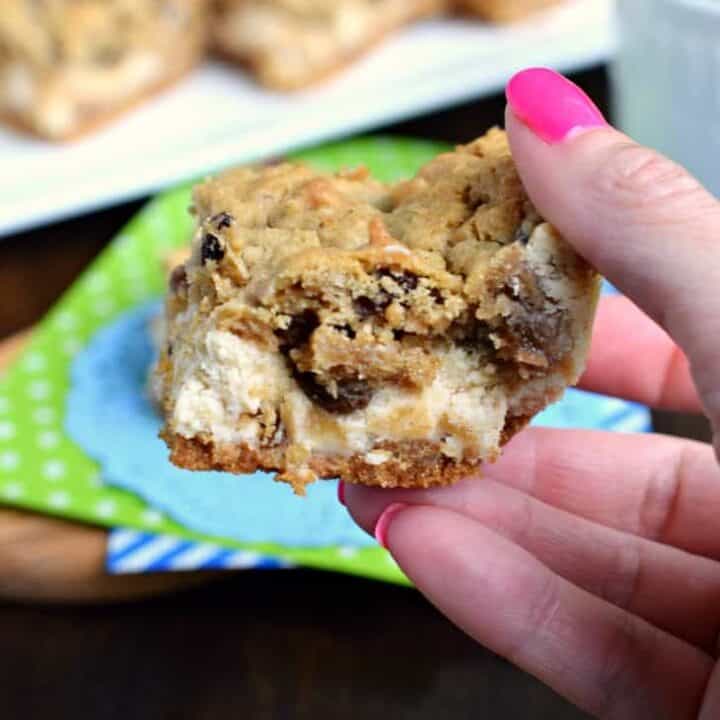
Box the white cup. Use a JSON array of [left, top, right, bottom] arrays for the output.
[[612, 0, 720, 196]]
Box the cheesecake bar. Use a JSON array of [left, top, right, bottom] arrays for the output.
[[0, 0, 208, 140], [156, 129, 600, 493], [212, 0, 445, 90]]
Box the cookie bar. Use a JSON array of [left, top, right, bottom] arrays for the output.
[[212, 0, 445, 90], [156, 129, 600, 493], [455, 0, 563, 22], [0, 0, 208, 140]]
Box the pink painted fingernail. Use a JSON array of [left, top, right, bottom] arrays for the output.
[[506, 67, 607, 144], [337, 481, 346, 506], [374, 503, 408, 549]]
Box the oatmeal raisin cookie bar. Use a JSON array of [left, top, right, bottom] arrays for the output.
[[156, 129, 600, 493]]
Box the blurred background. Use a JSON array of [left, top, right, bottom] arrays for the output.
[[0, 1, 717, 718]]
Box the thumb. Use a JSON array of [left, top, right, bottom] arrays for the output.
[[505, 68, 720, 434]]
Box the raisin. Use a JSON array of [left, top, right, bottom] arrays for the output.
[[454, 318, 494, 352], [201, 233, 224, 264], [514, 226, 531, 246], [353, 296, 377, 319], [429, 287, 445, 305], [169, 266, 187, 294], [275, 310, 319, 351], [353, 292, 391, 319], [377, 268, 418, 291], [395, 272, 418, 291], [334, 324, 356, 339], [211, 212, 234, 230], [293, 371, 372, 414], [508, 310, 563, 354]]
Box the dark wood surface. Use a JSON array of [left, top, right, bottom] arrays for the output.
[[0, 66, 710, 719]]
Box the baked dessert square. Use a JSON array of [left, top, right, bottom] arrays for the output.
[[0, 0, 209, 140], [454, 0, 563, 22], [155, 129, 600, 493], [212, 0, 445, 90]]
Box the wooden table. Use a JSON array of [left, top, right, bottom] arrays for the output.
[[0, 67, 710, 720]]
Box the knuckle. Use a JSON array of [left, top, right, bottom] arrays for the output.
[[596, 612, 657, 719], [637, 448, 686, 541], [510, 493, 536, 549], [506, 571, 561, 666], [602, 542, 642, 611]]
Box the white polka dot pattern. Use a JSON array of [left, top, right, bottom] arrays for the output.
[[95, 500, 117, 519], [48, 490, 71, 509], [42, 460, 66, 481], [0, 421, 16, 440], [0, 451, 19, 470]]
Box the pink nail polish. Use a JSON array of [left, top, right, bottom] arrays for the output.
[[374, 503, 408, 549], [506, 67, 607, 144], [337, 481, 346, 506]]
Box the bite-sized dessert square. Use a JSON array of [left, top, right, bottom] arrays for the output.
[[0, 0, 209, 140], [455, 0, 563, 22], [212, 0, 445, 90], [155, 129, 600, 493]]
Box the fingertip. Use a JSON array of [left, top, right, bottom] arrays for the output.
[[343, 482, 456, 538], [505, 67, 607, 145], [374, 503, 409, 549], [342, 483, 397, 536]]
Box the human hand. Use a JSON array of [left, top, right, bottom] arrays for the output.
[[342, 68, 720, 720]]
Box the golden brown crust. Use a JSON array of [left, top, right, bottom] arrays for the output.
[[165, 431, 483, 495]]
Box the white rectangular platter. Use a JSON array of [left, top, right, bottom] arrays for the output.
[[0, 0, 614, 237]]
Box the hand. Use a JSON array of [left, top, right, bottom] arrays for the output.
[[343, 68, 720, 720]]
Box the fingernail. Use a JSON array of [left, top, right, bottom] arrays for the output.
[[337, 481, 346, 506], [506, 67, 607, 144], [374, 503, 408, 549]]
